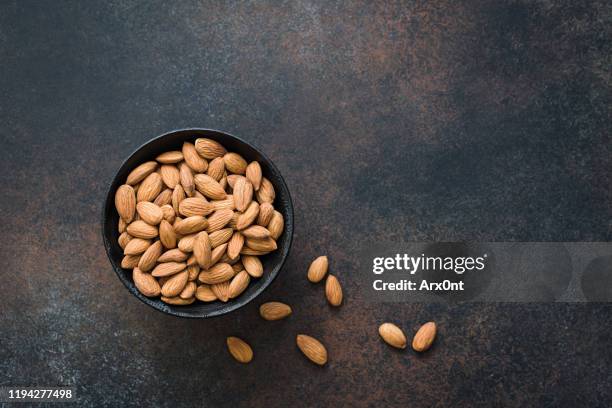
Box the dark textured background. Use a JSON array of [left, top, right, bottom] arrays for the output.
[[1, 1, 611, 406]]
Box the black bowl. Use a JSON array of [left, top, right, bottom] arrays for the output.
[[102, 128, 294, 318]]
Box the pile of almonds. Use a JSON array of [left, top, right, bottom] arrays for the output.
[[114, 138, 284, 305]]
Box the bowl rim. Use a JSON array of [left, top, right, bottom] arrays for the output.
[[101, 127, 294, 318]]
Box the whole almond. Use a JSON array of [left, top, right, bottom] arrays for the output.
[[412, 322, 437, 352], [160, 204, 176, 223], [246, 161, 262, 190], [157, 248, 189, 263], [174, 216, 208, 235], [211, 243, 228, 264], [211, 281, 230, 302], [136, 201, 163, 225], [233, 177, 253, 212], [296, 335, 327, 366], [178, 233, 197, 252], [153, 188, 173, 206], [325, 274, 343, 307], [119, 217, 127, 233], [241, 225, 271, 239], [193, 231, 212, 269], [268, 211, 284, 240], [240, 247, 271, 256], [179, 281, 197, 299], [179, 163, 195, 196], [307, 256, 328, 283], [195, 138, 226, 159], [195, 284, 217, 302], [179, 197, 214, 217], [182, 142, 208, 172], [160, 164, 180, 189], [187, 264, 200, 281], [207, 209, 234, 233], [259, 302, 292, 321], [115, 184, 136, 222], [207, 157, 225, 181], [118, 232, 132, 249], [228, 270, 250, 298], [241, 255, 263, 278], [159, 220, 177, 249], [245, 237, 277, 252], [151, 262, 186, 277], [127, 220, 158, 239], [378, 323, 407, 349], [172, 184, 186, 214], [133, 267, 161, 297], [227, 231, 244, 260], [236, 201, 259, 230], [256, 202, 274, 226], [223, 152, 247, 174], [198, 263, 234, 284], [161, 296, 195, 305], [226, 336, 253, 363], [123, 238, 151, 256], [137, 172, 163, 202], [209, 228, 233, 248], [256, 177, 275, 204], [156, 151, 183, 163], [161, 269, 189, 297], [138, 240, 163, 271], [211, 196, 234, 211], [126, 161, 158, 185], [194, 174, 227, 200], [121, 254, 141, 269]]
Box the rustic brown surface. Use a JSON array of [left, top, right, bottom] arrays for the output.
[[1, 1, 611, 406]]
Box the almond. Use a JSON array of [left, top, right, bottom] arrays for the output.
[[227, 231, 244, 260], [156, 151, 183, 163], [241, 255, 263, 278], [161, 296, 195, 305], [195, 284, 217, 302], [206, 209, 234, 233], [307, 256, 328, 283], [172, 184, 186, 214], [268, 211, 284, 240], [159, 220, 177, 249], [179, 281, 197, 299], [228, 270, 250, 298], [412, 322, 437, 352], [211, 281, 230, 302], [161, 269, 189, 297], [211, 196, 234, 211], [176, 163, 193, 197], [193, 231, 212, 269], [245, 237, 277, 252], [246, 161, 262, 190], [296, 335, 327, 366], [325, 274, 343, 307], [187, 264, 200, 281], [209, 228, 233, 248], [153, 188, 173, 206], [194, 174, 226, 200], [259, 302, 292, 321], [157, 248, 189, 263], [151, 262, 186, 277], [127, 220, 158, 239], [195, 138, 226, 159], [378, 323, 407, 349], [226, 174, 240, 189], [241, 225, 271, 239], [121, 254, 141, 268], [126, 161, 157, 185], [118, 232, 132, 249], [136, 201, 163, 225], [118, 217, 127, 233], [123, 238, 151, 256], [207, 157, 225, 181], [160, 164, 180, 189], [182, 142, 208, 172], [115, 184, 136, 222], [178, 233, 197, 252], [160, 204, 176, 223], [174, 216, 208, 235], [256, 177, 275, 203], [179, 197, 214, 217], [138, 240, 163, 271], [233, 177, 253, 212], [240, 247, 271, 256], [236, 201, 259, 230], [133, 267, 161, 297], [226, 336, 253, 363], [137, 172, 163, 202], [256, 202, 274, 226], [211, 243, 228, 264], [222, 152, 246, 174], [198, 263, 234, 284]]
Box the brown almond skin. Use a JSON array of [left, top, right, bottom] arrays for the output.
[[228, 270, 250, 298], [256, 202, 274, 226], [246, 161, 262, 190], [211, 281, 230, 302], [268, 211, 284, 240], [193, 231, 212, 269], [123, 238, 151, 256], [151, 262, 187, 277], [161, 269, 189, 297], [412, 322, 437, 352], [223, 152, 247, 174], [182, 142, 208, 173], [126, 220, 158, 239], [133, 267, 161, 297], [179, 197, 214, 217], [194, 174, 226, 200], [209, 228, 233, 248], [161, 296, 195, 305], [195, 284, 217, 302], [308, 256, 328, 283], [325, 274, 343, 307], [226, 336, 253, 363], [197, 263, 234, 284], [126, 161, 157, 185], [137, 172, 163, 202], [174, 216, 208, 235], [227, 231, 244, 260], [136, 201, 163, 225], [121, 254, 141, 269], [378, 323, 407, 349], [242, 255, 263, 278], [157, 248, 189, 263], [256, 177, 275, 203], [233, 177, 253, 212], [207, 157, 226, 181], [156, 151, 183, 164], [296, 334, 327, 366], [115, 184, 136, 223], [159, 220, 177, 249], [160, 164, 180, 189], [195, 138, 227, 159], [137, 240, 163, 272], [179, 281, 197, 299], [241, 225, 271, 239], [259, 302, 292, 321]]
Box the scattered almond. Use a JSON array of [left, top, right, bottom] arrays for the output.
[[412, 322, 437, 352], [378, 323, 407, 349], [259, 302, 292, 321], [307, 256, 328, 283], [226, 336, 253, 363], [325, 274, 343, 306], [296, 334, 327, 366]]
